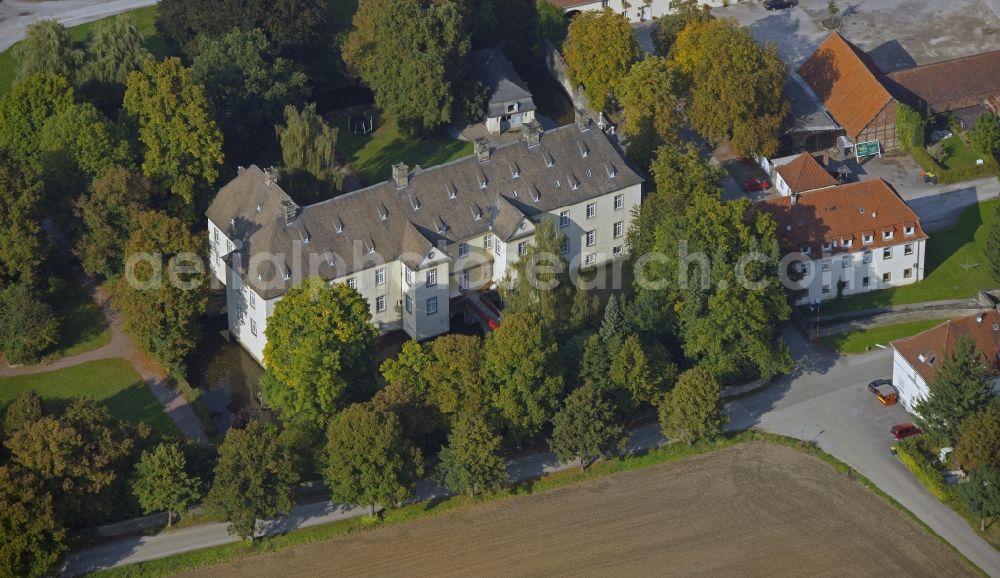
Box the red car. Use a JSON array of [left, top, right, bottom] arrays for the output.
[[890, 422, 922, 440], [744, 177, 770, 192]]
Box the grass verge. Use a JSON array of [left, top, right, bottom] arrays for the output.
[[90, 431, 979, 577], [0, 358, 181, 439], [821, 318, 949, 354], [0, 5, 167, 96], [820, 198, 999, 315], [43, 282, 111, 361], [331, 112, 473, 185]]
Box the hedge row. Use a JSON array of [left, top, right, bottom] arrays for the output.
[[896, 437, 954, 501], [910, 147, 999, 185]]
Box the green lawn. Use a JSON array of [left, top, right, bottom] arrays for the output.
[[938, 134, 983, 170], [820, 198, 999, 315], [43, 282, 111, 361], [332, 113, 473, 185], [821, 319, 947, 354], [0, 358, 181, 438], [0, 5, 167, 96]]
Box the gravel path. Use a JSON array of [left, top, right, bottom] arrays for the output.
[[0, 272, 207, 441]]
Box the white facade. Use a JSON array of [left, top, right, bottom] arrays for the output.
[[892, 349, 1000, 413], [211, 181, 641, 365], [794, 237, 926, 305], [486, 108, 537, 135]]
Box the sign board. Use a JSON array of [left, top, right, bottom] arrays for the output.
[[855, 140, 881, 159]]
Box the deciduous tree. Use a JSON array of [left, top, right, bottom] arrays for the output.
[[207, 421, 300, 540], [5, 399, 142, 526], [0, 284, 59, 365], [538, 0, 568, 43], [658, 366, 726, 444], [562, 8, 638, 110], [113, 210, 208, 370], [652, 0, 713, 56], [617, 56, 684, 161], [960, 465, 1000, 532], [343, 0, 474, 134], [609, 334, 668, 411], [74, 166, 152, 278], [0, 74, 75, 169], [915, 336, 993, 444], [123, 57, 224, 215], [0, 151, 46, 287], [379, 340, 431, 395], [954, 402, 1000, 472], [434, 412, 507, 496], [131, 442, 202, 527], [261, 278, 378, 429], [274, 103, 342, 202], [424, 334, 488, 416], [482, 312, 564, 443], [549, 382, 625, 469], [2, 391, 43, 437], [323, 403, 423, 515], [970, 112, 1000, 156], [12, 20, 81, 83], [501, 218, 573, 337], [79, 14, 150, 107], [193, 28, 309, 160], [669, 18, 788, 157], [989, 204, 1000, 282], [0, 466, 65, 578]]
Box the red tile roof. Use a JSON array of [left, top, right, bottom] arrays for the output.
[[892, 310, 1000, 384], [774, 153, 839, 194], [886, 51, 1000, 113], [756, 179, 927, 256], [798, 32, 893, 139]]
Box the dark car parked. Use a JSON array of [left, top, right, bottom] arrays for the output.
[[764, 0, 798, 9], [867, 378, 892, 394]]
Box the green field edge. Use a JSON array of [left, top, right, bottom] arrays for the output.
[[90, 431, 984, 578], [820, 318, 951, 354]]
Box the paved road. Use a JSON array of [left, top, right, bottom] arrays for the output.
[[62, 325, 1000, 576], [0, 0, 158, 52]]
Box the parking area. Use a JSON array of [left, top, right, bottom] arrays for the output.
[[716, 0, 1000, 69]]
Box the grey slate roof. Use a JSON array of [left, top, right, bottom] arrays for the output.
[[468, 47, 537, 118], [207, 123, 643, 299]]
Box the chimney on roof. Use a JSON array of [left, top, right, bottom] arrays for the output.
[[264, 166, 278, 186], [280, 199, 298, 224], [977, 312, 987, 324], [575, 108, 591, 131], [237, 165, 245, 175], [392, 162, 409, 189], [524, 120, 542, 147], [474, 138, 491, 162]]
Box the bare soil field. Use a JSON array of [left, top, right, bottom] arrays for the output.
[[182, 443, 976, 577]]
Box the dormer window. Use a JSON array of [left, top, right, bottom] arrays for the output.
[[843, 238, 852, 248], [904, 225, 914, 236], [863, 234, 873, 244], [510, 162, 520, 179], [256, 205, 261, 213], [578, 141, 588, 158], [378, 204, 388, 222], [478, 169, 487, 189], [882, 230, 893, 240], [605, 163, 617, 178], [821, 242, 831, 252], [335, 218, 344, 234], [507, 102, 517, 113], [800, 245, 811, 255], [543, 151, 554, 168]]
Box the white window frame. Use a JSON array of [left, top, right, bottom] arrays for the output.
[[518, 241, 528, 256], [376, 295, 386, 312], [495, 240, 502, 256], [904, 268, 913, 279], [883, 247, 892, 260], [614, 194, 624, 210], [559, 211, 570, 228], [586, 203, 596, 219], [863, 234, 873, 245], [613, 221, 623, 239], [459, 270, 469, 289], [904, 243, 913, 256], [882, 272, 891, 283], [375, 268, 386, 286], [612, 245, 623, 256], [842, 255, 851, 268], [404, 267, 413, 285], [585, 253, 596, 265], [250, 319, 257, 337], [585, 230, 596, 247], [484, 235, 493, 249], [904, 226, 915, 236], [249, 291, 256, 309], [458, 242, 469, 258], [883, 230, 893, 240], [863, 251, 872, 264], [426, 296, 438, 315], [426, 269, 437, 287], [405, 295, 412, 314], [346, 277, 357, 290], [822, 259, 831, 272]]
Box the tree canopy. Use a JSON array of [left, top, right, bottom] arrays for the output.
[[0, 284, 59, 365], [482, 311, 564, 443], [131, 442, 202, 527], [0, 466, 66, 578], [989, 204, 1000, 282], [550, 382, 626, 469], [323, 403, 423, 515], [617, 56, 684, 167], [0, 149, 47, 287], [424, 333, 488, 417], [959, 465, 1000, 532], [274, 103, 343, 202], [12, 20, 81, 83], [123, 57, 224, 215], [915, 335, 993, 444], [80, 14, 150, 100], [658, 366, 726, 444], [501, 218, 575, 337], [74, 166, 152, 279], [113, 210, 208, 370], [434, 412, 507, 496], [206, 421, 300, 540], [954, 402, 1000, 472], [669, 18, 788, 157], [970, 112, 1000, 156], [261, 278, 379, 429], [343, 0, 477, 134], [0, 73, 76, 170], [562, 8, 638, 110], [652, 0, 713, 56]]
